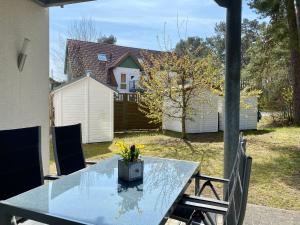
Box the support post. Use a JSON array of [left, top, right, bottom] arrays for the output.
[[224, 0, 242, 180], [214, 0, 242, 180]]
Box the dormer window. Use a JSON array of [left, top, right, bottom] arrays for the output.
[[98, 53, 107, 62]]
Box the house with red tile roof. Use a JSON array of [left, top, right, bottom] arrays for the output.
[[64, 39, 162, 93]]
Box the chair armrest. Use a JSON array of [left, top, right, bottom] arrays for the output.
[[193, 173, 229, 199], [44, 175, 60, 180], [179, 197, 227, 215], [15, 217, 27, 224], [194, 174, 229, 184], [86, 161, 97, 165], [182, 194, 229, 208]]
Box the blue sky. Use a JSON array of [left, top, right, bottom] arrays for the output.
[[50, 0, 259, 80]]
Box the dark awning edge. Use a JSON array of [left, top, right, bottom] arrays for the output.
[[33, 0, 94, 7]]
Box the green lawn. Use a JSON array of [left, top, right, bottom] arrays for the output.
[[49, 118, 300, 211]]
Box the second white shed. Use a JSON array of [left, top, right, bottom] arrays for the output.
[[51, 75, 116, 143], [162, 92, 219, 133], [218, 96, 258, 131]]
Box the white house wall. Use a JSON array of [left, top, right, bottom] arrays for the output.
[[53, 77, 114, 144], [0, 0, 49, 173], [113, 67, 140, 93], [186, 98, 219, 133], [163, 92, 219, 133], [218, 96, 225, 131], [218, 96, 257, 131], [53, 78, 88, 142], [162, 102, 182, 132], [88, 77, 114, 142], [53, 92, 62, 126]]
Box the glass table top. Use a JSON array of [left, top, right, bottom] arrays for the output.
[[3, 156, 199, 225]]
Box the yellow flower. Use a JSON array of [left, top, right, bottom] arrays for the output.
[[115, 141, 129, 151], [115, 141, 122, 147], [136, 144, 145, 149]]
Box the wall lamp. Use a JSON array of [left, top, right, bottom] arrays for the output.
[[18, 38, 31, 72]]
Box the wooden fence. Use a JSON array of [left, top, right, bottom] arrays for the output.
[[114, 93, 160, 131]]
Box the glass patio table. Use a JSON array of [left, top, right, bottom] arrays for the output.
[[0, 156, 199, 225]]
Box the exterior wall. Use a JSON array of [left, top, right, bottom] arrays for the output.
[[218, 96, 225, 131], [53, 77, 114, 143], [88, 78, 114, 142], [218, 96, 257, 131], [0, 0, 49, 173], [113, 67, 140, 93], [53, 79, 88, 142], [163, 92, 219, 133]]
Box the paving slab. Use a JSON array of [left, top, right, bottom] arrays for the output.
[[166, 204, 300, 225], [244, 204, 300, 225]]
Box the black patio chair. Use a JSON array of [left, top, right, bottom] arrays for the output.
[[0, 126, 58, 224], [171, 136, 252, 225], [52, 124, 96, 176]]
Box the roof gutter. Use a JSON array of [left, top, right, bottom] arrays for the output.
[[32, 0, 94, 7]]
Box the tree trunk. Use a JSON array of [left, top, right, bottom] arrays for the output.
[[181, 90, 187, 139], [286, 0, 300, 125], [181, 113, 187, 139]]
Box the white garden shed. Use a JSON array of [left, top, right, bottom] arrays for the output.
[[162, 92, 219, 133], [51, 75, 116, 143], [218, 96, 258, 131]]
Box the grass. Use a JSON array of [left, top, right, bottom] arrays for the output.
[[49, 117, 300, 211]]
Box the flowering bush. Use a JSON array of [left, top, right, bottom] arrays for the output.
[[115, 141, 144, 163]]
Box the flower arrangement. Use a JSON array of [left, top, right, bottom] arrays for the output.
[[115, 141, 144, 163]]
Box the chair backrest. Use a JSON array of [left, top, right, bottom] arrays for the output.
[[224, 137, 252, 225], [52, 124, 86, 175], [0, 126, 43, 200]]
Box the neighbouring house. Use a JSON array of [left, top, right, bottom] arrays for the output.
[[65, 39, 162, 94], [51, 75, 116, 143]]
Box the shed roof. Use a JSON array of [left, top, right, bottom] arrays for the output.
[[51, 75, 118, 94]]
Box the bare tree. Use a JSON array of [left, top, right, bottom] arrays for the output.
[[51, 17, 99, 80], [66, 17, 99, 42]]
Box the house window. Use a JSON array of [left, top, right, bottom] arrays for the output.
[[98, 53, 107, 61], [120, 73, 127, 89]]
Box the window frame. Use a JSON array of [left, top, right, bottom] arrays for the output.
[[120, 73, 127, 89], [98, 53, 107, 62]]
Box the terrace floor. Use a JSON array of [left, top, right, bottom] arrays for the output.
[[167, 204, 300, 225]]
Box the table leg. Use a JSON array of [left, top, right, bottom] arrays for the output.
[[195, 175, 200, 196]]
